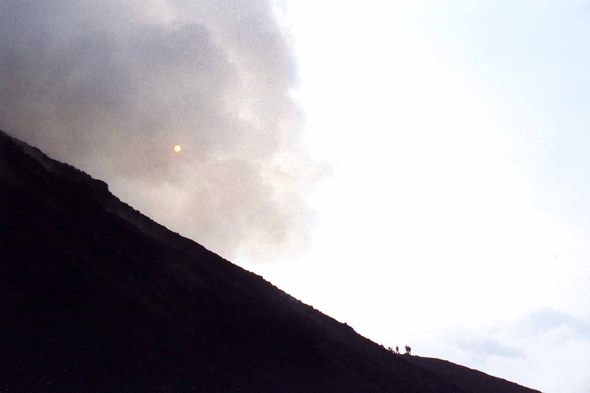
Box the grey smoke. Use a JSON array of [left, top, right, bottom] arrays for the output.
[[0, 0, 324, 262]]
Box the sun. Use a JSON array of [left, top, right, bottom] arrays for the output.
[[173, 144, 182, 153]]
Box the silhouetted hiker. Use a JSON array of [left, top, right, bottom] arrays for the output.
[[405, 345, 411, 355], [395, 346, 400, 354]]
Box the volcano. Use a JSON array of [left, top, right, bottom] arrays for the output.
[[0, 130, 540, 392]]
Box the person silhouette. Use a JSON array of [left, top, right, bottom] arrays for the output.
[[404, 345, 411, 355], [395, 345, 400, 354]]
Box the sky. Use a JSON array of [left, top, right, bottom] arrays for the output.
[[1, 1, 589, 392]]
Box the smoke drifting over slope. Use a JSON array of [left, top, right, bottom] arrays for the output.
[[0, 0, 322, 261]]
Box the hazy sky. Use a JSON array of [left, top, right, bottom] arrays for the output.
[[2, 1, 590, 392]]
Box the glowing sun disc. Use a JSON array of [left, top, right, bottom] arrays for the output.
[[173, 144, 182, 153]]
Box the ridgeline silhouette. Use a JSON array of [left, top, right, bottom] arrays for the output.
[[0, 129, 541, 393]]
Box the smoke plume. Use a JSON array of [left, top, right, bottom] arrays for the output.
[[0, 0, 323, 262]]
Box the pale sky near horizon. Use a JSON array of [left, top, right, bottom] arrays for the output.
[[246, 2, 590, 392], [1, 1, 590, 392]]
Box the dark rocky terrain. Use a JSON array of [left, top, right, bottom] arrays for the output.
[[0, 129, 541, 392]]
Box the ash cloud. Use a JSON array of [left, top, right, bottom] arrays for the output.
[[0, 0, 323, 262]]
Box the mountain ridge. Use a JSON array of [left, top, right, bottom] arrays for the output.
[[0, 129, 541, 392]]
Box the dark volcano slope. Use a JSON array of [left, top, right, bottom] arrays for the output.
[[0, 130, 540, 393], [406, 356, 540, 393]]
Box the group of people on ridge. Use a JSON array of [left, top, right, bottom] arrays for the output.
[[387, 345, 411, 355]]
